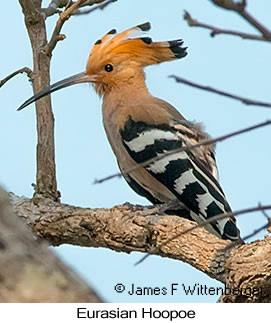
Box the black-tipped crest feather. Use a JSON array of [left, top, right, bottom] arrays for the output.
[[137, 22, 151, 31], [107, 28, 117, 35], [140, 37, 152, 45], [94, 39, 102, 45], [168, 40, 188, 58]]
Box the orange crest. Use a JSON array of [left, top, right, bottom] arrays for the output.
[[86, 22, 187, 73]]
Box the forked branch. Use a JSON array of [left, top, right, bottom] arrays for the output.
[[211, 0, 271, 40], [184, 10, 270, 42], [184, 0, 271, 42], [74, 0, 117, 15], [46, 0, 87, 54], [46, 0, 117, 54]]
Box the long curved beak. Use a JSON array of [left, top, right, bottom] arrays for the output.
[[17, 72, 96, 111]]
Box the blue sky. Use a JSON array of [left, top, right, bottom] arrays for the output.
[[1, 0, 270, 302]]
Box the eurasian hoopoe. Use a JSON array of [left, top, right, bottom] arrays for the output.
[[19, 22, 240, 241]]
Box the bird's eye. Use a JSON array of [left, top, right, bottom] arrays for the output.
[[104, 64, 113, 72]]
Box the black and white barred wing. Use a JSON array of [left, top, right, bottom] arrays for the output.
[[121, 117, 240, 241]]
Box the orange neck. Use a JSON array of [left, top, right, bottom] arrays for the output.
[[95, 69, 149, 99]]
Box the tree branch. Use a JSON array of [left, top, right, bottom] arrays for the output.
[[218, 238, 271, 302], [0, 67, 33, 88], [171, 75, 271, 108], [210, 0, 271, 40], [40, 1, 107, 18], [0, 188, 101, 302], [136, 204, 271, 265], [40, 0, 66, 18], [73, 0, 117, 15], [80, 0, 106, 5], [45, 0, 116, 54], [19, 0, 59, 201], [156, 204, 271, 254], [10, 193, 231, 283], [184, 10, 269, 41], [9, 193, 271, 302], [46, 0, 87, 54]]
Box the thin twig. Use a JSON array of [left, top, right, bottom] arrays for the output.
[[40, 0, 67, 18], [239, 10, 271, 39], [239, 220, 270, 242], [94, 119, 271, 184], [46, 0, 86, 55], [183, 10, 269, 42], [171, 75, 271, 108], [258, 203, 271, 235], [210, 0, 271, 39], [41, 0, 106, 18], [135, 204, 271, 265], [0, 67, 33, 88], [46, 0, 116, 54], [73, 0, 117, 15], [258, 202, 271, 221], [223, 204, 271, 251]]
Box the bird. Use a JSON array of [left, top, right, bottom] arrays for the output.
[[18, 22, 240, 241]]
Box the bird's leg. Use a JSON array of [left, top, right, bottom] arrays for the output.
[[121, 203, 161, 222], [134, 205, 163, 217], [157, 198, 187, 213], [130, 199, 189, 218]]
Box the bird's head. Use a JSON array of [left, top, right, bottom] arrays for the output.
[[18, 22, 187, 110]]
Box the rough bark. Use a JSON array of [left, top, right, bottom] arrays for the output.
[[0, 189, 102, 302], [9, 193, 271, 302], [219, 239, 271, 302], [19, 0, 59, 201]]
